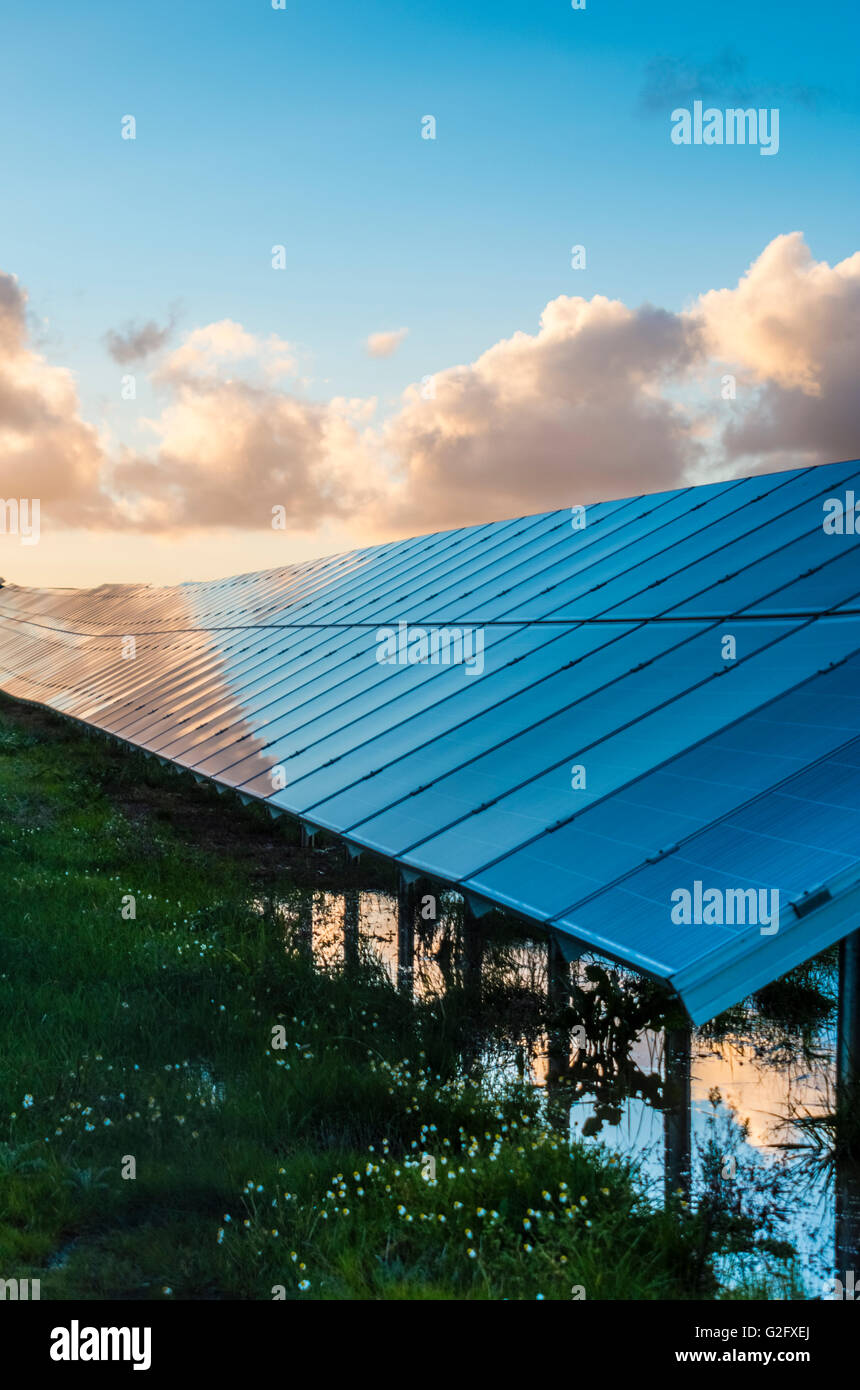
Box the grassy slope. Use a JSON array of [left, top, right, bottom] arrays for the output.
[[0, 695, 799, 1300]]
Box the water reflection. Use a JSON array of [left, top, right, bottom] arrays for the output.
[[258, 884, 840, 1293]]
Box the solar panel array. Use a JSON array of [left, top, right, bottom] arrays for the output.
[[1, 457, 859, 1022]]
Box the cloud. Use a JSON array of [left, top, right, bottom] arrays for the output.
[[366, 328, 408, 359], [695, 232, 860, 392], [638, 46, 827, 114], [0, 288, 368, 534], [1, 235, 857, 543], [0, 272, 111, 526], [693, 232, 860, 467], [110, 379, 381, 532], [105, 321, 356, 531], [373, 234, 860, 530], [105, 315, 175, 364], [376, 296, 704, 529], [159, 320, 296, 382]]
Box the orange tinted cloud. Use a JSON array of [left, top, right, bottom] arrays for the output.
[[365, 328, 409, 358], [1, 236, 857, 547], [0, 272, 112, 526], [377, 294, 703, 530]]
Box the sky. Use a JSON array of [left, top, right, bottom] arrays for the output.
[[0, 0, 858, 587]]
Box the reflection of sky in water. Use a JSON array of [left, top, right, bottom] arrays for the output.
[[570, 1029, 834, 1292], [265, 887, 836, 1295]]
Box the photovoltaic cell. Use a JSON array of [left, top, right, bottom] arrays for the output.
[[1, 458, 858, 1023]]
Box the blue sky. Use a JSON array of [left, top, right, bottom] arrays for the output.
[[1, 0, 858, 585]]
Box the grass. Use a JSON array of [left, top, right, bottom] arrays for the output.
[[0, 694, 807, 1300]]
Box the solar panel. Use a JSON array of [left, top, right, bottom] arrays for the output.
[[1, 457, 858, 1023]]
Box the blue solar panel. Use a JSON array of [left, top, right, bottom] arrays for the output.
[[340, 617, 857, 874], [1, 457, 858, 1023]]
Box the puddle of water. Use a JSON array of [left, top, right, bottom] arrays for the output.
[[254, 885, 839, 1294]]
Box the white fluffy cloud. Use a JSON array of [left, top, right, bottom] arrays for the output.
[[376, 233, 860, 529], [108, 321, 382, 531], [378, 296, 702, 528], [692, 232, 860, 471], [695, 232, 860, 392], [1, 235, 857, 542], [111, 383, 382, 531], [160, 320, 296, 382]]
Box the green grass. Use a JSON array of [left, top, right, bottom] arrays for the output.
[[0, 695, 805, 1300]]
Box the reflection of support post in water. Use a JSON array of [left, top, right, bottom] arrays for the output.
[[462, 899, 484, 1005], [296, 892, 313, 960], [343, 890, 359, 969], [459, 899, 485, 1076], [397, 872, 416, 997], [546, 935, 571, 1127], [547, 936, 570, 1084], [663, 1022, 692, 1205], [835, 928, 860, 1281]]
